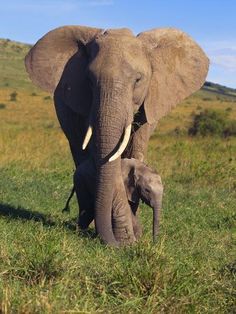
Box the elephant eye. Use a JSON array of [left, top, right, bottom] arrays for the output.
[[135, 73, 142, 84]]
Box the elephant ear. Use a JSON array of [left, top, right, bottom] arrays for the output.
[[122, 159, 139, 204], [25, 26, 103, 114], [137, 28, 209, 124]]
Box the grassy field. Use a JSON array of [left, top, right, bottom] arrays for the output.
[[0, 39, 236, 313]]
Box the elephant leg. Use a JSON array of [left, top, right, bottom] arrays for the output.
[[54, 95, 89, 167], [129, 202, 143, 239], [74, 163, 96, 229], [131, 211, 143, 239], [78, 206, 94, 230], [123, 105, 157, 161], [128, 123, 157, 161], [74, 179, 94, 229]]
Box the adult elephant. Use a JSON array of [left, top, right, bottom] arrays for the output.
[[25, 26, 209, 246]]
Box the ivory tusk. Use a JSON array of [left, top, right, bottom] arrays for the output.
[[109, 124, 131, 162], [82, 125, 93, 150]]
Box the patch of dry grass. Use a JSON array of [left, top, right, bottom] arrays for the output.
[[0, 89, 72, 170]]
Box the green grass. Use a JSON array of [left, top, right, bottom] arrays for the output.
[[0, 38, 235, 313], [1, 137, 235, 313]]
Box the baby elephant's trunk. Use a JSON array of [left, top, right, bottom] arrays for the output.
[[152, 190, 163, 242], [153, 206, 160, 242]]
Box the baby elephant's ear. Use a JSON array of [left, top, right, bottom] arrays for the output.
[[25, 26, 103, 93], [137, 28, 209, 124], [122, 163, 139, 204]]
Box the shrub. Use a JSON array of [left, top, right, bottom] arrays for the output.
[[0, 103, 6, 109], [204, 81, 212, 87], [188, 109, 229, 137], [31, 92, 37, 96], [10, 91, 17, 101], [44, 96, 51, 100], [223, 120, 236, 137], [172, 127, 186, 136]]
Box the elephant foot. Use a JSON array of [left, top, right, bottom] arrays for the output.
[[113, 225, 136, 245], [112, 212, 136, 244], [77, 208, 95, 229], [132, 217, 143, 239]]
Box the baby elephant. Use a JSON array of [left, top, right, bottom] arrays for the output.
[[74, 158, 163, 241]]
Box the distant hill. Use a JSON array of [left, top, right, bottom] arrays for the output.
[[202, 81, 236, 99], [0, 38, 33, 90], [0, 38, 236, 99]]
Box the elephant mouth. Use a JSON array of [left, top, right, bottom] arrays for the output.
[[82, 123, 132, 162]]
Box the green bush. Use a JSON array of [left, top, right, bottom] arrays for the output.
[[0, 103, 6, 109], [188, 109, 235, 137], [44, 96, 51, 101], [171, 126, 187, 136], [10, 91, 17, 101], [224, 120, 236, 137]]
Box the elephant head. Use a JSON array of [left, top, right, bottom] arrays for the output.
[[25, 25, 209, 246]]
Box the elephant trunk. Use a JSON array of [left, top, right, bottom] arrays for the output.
[[153, 205, 159, 242], [95, 161, 120, 245], [152, 197, 163, 242], [93, 80, 134, 245]]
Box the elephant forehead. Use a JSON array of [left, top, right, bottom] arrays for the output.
[[95, 33, 145, 56], [91, 35, 149, 75], [104, 28, 134, 36]]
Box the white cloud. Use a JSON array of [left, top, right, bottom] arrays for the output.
[[203, 40, 236, 71], [201, 40, 236, 88], [203, 40, 236, 52], [211, 55, 236, 71]]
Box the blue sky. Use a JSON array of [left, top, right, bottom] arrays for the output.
[[1, 0, 236, 88]]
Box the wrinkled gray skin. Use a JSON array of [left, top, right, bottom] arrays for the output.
[[74, 158, 163, 242], [25, 25, 209, 246]]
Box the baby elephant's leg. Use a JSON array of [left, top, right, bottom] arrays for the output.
[[131, 212, 143, 239], [130, 203, 142, 239]]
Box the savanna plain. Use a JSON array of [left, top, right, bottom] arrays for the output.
[[0, 39, 235, 313]]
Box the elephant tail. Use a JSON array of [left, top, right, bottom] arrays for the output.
[[62, 186, 75, 213]]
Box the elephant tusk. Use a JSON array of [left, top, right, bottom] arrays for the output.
[[109, 124, 131, 162], [82, 125, 93, 150]]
